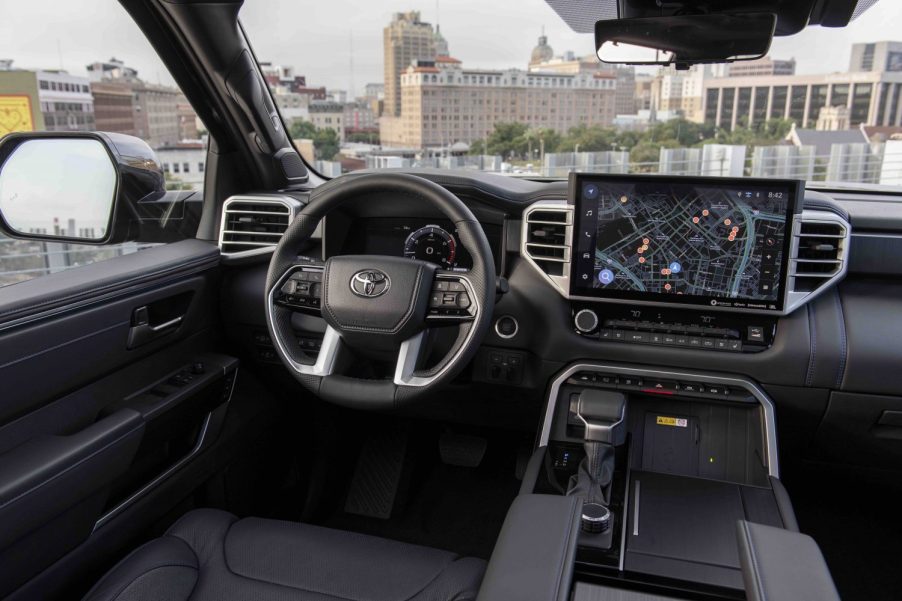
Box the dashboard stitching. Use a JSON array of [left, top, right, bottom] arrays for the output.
[[805, 303, 817, 387], [834, 290, 848, 389]]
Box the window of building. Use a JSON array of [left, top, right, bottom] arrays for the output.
[[831, 84, 850, 107], [771, 86, 788, 119], [173, 163, 180, 173], [850, 83, 873, 125], [809, 85, 828, 125], [198, 162, 205, 173], [719, 88, 736, 126], [736, 87, 752, 126], [789, 86, 806, 123], [39, 80, 49, 90], [752, 87, 769, 124], [183, 162, 190, 172]]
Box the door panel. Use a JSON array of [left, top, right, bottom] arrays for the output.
[[0, 238, 235, 598]]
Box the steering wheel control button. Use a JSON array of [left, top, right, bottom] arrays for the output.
[[494, 315, 519, 339], [581, 503, 611, 534], [426, 276, 477, 320], [275, 267, 326, 313]]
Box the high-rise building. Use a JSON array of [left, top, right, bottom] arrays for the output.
[[0, 66, 95, 134], [649, 67, 706, 122], [850, 41, 902, 73], [91, 80, 137, 136], [87, 58, 194, 148], [381, 59, 616, 149], [727, 56, 796, 77], [702, 70, 902, 130], [309, 100, 345, 141], [383, 11, 437, 117], [529, 33, 554, 68], [528, 51, 636, 118]]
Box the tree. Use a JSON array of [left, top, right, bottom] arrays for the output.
[[288, 120, 340, 161], [312, 128, 340, 161], [484, 122, 529, 158], [289, 119, 317, 140], [468, 139, 486, 156]]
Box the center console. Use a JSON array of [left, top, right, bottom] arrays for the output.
[[489, 361, 838, 601]]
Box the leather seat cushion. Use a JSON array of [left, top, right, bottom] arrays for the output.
[[83, 509, 486, 601]]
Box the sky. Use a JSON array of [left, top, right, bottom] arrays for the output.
[[2, 0, 901, 97]]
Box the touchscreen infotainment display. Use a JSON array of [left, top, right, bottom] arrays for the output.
[[569, 174, 801, 311]]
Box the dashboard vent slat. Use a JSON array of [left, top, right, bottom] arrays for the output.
[[219, 197, 299, 256], [523, 203, 572, 277], [790, 215, 849, 297]]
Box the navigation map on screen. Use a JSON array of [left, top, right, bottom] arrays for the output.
[[571, 176, 796, 310]]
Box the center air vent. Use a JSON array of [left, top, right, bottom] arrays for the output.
[[523, 204, 572, 279], [219, 196, 299, 256], [787, 211, 850, 308]]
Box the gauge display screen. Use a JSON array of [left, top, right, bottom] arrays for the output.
[[336, 217, 502, 273], [403, 225, 458, 267]]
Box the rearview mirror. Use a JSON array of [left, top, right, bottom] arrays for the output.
[[0, 132, 165, 244], [595, 13, 776, 67]]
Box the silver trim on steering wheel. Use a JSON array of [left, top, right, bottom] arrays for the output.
[[266, 266, 340, 377], [393, 272, 480, 387]]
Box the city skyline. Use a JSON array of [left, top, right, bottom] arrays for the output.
[[3, 0, 900, 98]]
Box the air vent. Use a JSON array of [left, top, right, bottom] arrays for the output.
[[789, 213, 849, 299], [523, 202, 572, 279], [219, 196, 298, 256]]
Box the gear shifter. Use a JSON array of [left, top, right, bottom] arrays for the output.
[[567, 389, 626, 513]]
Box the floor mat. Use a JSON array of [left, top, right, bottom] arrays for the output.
[[321, 429, 524, 559]]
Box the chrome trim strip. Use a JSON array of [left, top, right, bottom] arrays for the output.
[[632, 479, 641, 537], [538, 362, 780, 478]]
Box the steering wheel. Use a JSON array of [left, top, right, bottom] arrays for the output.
[[264, 173, 495, 410]]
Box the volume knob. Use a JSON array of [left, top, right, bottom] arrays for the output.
[[574, 309, 599, 333]]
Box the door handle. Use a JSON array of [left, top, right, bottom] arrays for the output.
[[127, 306, 184, 349]]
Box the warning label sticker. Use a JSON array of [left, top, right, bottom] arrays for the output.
[[656, 416, 688, 428]]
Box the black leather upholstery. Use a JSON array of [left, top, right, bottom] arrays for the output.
[[83, 509, 486, 601], [736, 520, 840, 601], [477, 495, 581, 601]]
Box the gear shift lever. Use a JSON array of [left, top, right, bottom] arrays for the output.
[[567, 389, 626, 509]]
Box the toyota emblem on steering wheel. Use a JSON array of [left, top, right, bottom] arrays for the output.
[[350, 269, 391, 298]]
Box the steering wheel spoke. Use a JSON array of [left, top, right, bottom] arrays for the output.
[[272, 262, 325, 315]]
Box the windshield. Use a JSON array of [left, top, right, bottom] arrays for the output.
[[240, 1, 901, 187]]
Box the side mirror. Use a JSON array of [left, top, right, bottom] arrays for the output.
[[0, 131, 165, 244]]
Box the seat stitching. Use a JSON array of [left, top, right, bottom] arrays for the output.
[[399, 556, 465, 601]]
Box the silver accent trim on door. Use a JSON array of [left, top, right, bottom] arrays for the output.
[[538, 362, 780, 478]]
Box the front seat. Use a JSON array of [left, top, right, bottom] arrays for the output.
[[83, 509, 486, 601]]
